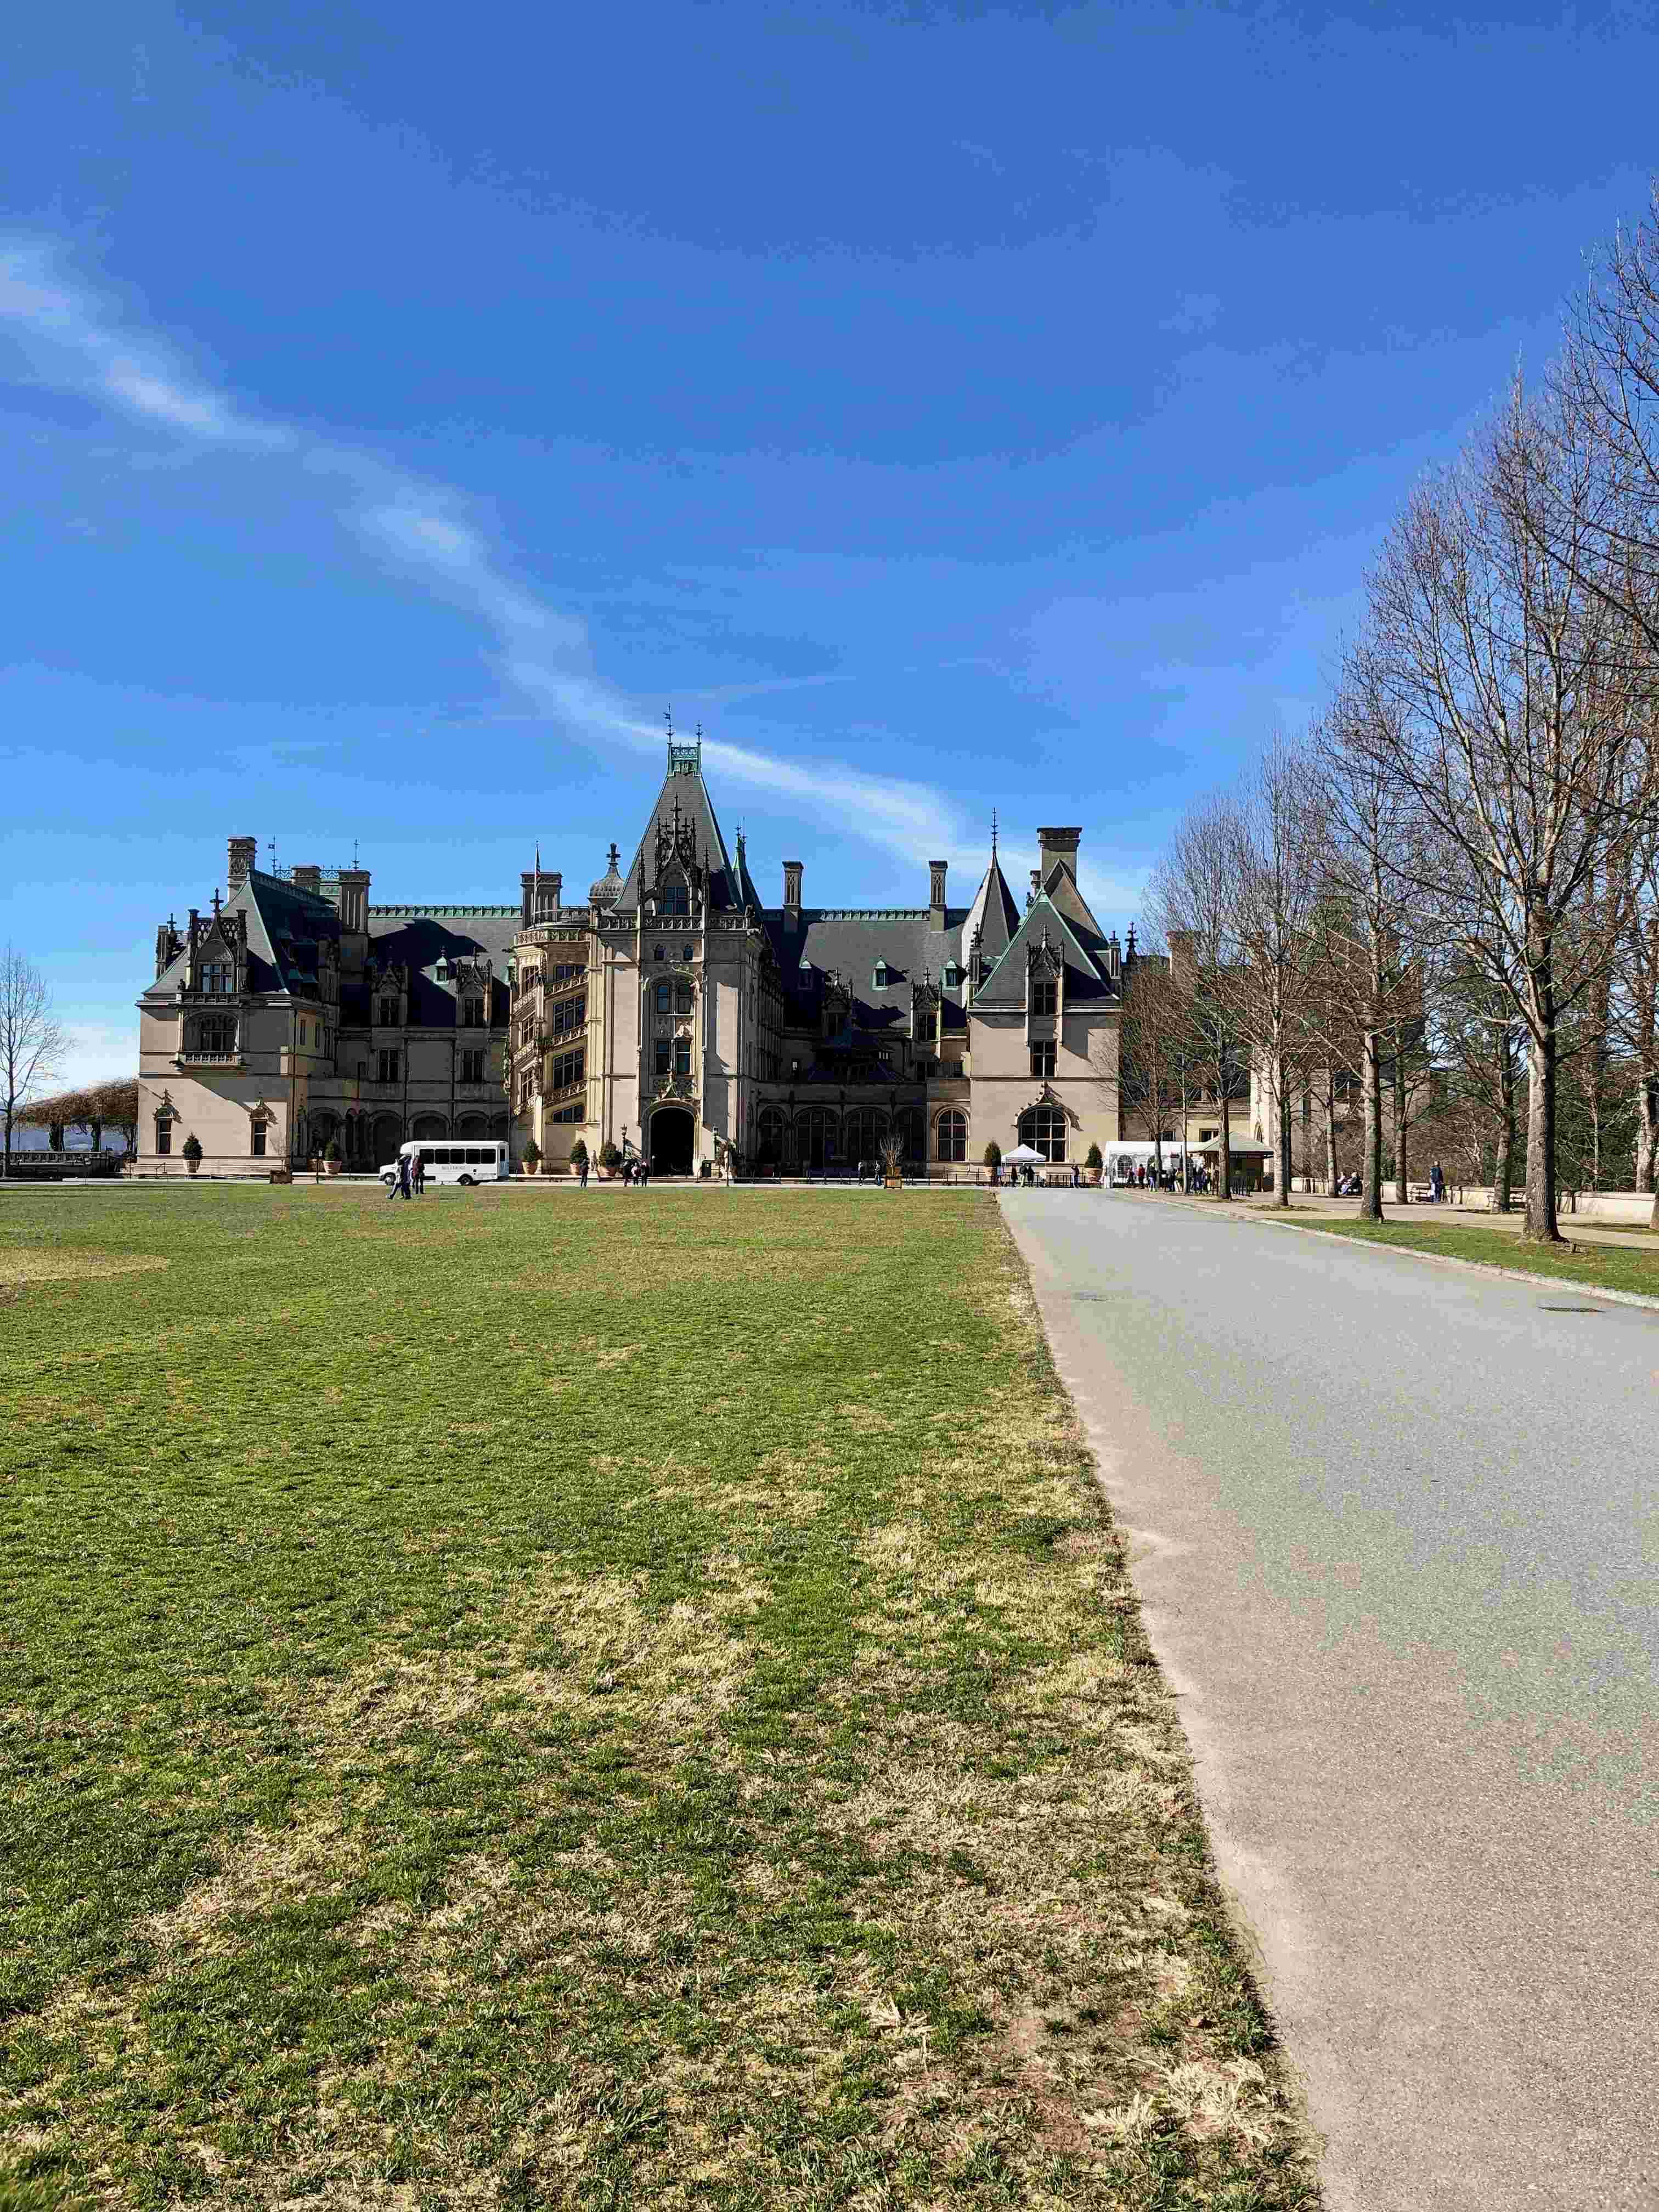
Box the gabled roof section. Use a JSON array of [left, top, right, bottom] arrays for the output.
[[1039, 853, 1110, 958], [241, 870, 340, 996], [972, 891, 1118, 1009], [616, 737, 743, 913], [961, 852, 1020, 962]]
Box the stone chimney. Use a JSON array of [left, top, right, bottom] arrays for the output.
[[337, 867, 371, 939], [928, 860, 947, 929], [1028, 868, 1041, 909], [783, 860, 803, 912], [291, 864, 322, 896], [1036, 826, 1081, 882], [228, 836, 257, 890]]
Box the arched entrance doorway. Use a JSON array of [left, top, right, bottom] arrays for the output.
[[650, 1107, 695, 1176]]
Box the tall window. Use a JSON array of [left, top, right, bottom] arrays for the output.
[[1018, 1104, 1066, 1161], [673, 1034, 691, 1077], [756, 1104, 787, 1164], [673, 979, 693, 1015], [654, 1037, 672, 1077], [659, 881, 690, 916], [654, 980, 671, 1014], [935, 1109, 967, 1163], [460, 1048, 486, 1084], [378, 996, 398, 1026], [1031, 977, 1057, 1015], [1030, 1042, 1055, 1079], [251, 1121, 267, 1158], [378, 1048, 400, 1084], [155, 1118, 172, 1157], [550, 993, 585, 1038], [551, 1047, 584, 1091], [201, 958, 233, 996]]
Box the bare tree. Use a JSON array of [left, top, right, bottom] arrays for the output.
[[1113, 938, 1188, 1186], [1352, 380, 1654, 1241], [94, 1075, 140, 1159], [1310, 695, 1420, 1223], [1, 949, 66, 1177], [1150, 794, 1246, 1200], [1228, 732, 1322, 1208]]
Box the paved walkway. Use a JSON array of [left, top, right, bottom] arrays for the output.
[[1002, 1190, 1658, 2212]]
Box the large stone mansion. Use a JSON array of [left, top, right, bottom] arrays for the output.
[[136, 734, 1133, 1177]]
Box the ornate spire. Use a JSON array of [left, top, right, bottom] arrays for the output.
[[991, 806, 998, 857]]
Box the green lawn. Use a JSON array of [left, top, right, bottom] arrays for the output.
[[1, 1186, 1316, 2209], [1293, 1214, 1659, 1299]]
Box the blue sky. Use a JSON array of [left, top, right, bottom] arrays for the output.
[[4, 1, 1657, 1084]]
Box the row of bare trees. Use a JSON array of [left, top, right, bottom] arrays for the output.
[[0, 946, 138, 1172], [1124, 189, 1659, 1243]]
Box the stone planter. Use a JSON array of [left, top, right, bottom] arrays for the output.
[[326, 1159, 342, 1177], [884, 1175, 902, 1191]]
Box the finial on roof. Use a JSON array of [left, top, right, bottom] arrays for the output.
[[212, 887, 222, 915], [608, 841, 620, 870], [266, 836, 277, 874], [991, 807, 998, 857]]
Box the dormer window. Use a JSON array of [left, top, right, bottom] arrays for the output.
[[660, 881, 690, 917], [435, 961, 452, 981], [462, 996, 484, 1027], [377, 996, 398, 1026], [1031, 977, 1058, 1016], [873, 961, 889, 989], [798, 956, 812, 973], [202, 958, 233, 996], [941, 962, 961, 989]]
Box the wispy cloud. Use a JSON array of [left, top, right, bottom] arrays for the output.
[[0, 234, 989, 879]]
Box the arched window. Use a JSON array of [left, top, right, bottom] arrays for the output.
[[673, 979, 693, 1015], [935, 1108, 967, 1163], [1019, 1104, 1067, 1161], [756, 1104, 787, 1165], [795, 1106, 839, 1172], [654, 980, 671, 1014], [893, 1106, 924, 1160]]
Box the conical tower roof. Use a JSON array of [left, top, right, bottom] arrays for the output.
[[961, 848, 1020, 961]]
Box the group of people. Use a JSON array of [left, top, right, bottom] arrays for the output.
[[620, 1157, 651, 1188], [387, 1150, 425, 1201], [996, 1161, 1084, 1188]]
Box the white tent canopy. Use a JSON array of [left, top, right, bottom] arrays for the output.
[[1002, 1143, 1047, 1165]]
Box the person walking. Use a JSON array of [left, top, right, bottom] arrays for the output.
[[396, 1150, 412, 1203], [413, 1150, 426, 1198], [579, 1151, 590, 1190]]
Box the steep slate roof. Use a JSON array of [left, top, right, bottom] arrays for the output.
[[144, 868, 340, 1002], [961, 853, 1020, 962], [615, 752, 744, 913], [973, 856, 1120, 1011], [363, 907, 518, 1026], [143, 868, 515, 1026], [763, 909, 972, 1035]]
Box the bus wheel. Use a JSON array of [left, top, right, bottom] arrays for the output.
[[458, 1174, 475, 1187]]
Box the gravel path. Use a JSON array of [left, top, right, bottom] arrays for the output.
[[1002, 1190, 1658, 2212]]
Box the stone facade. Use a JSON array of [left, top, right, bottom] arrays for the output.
[[136, 737, 1130, 1177]]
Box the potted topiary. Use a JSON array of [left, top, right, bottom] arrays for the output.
[[522, 1136, 541, 1177], [182, 1132, 203, 1177], [325, 1137, 343, 1177], [1084, 1142, 1103, 1187], [567, 1137, 586, 1180], [600, 1141, 623, 1180], [982, 1139, 1001, 1185]]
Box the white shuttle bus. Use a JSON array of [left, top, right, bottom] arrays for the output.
[[380, 1138, 508, 1188]]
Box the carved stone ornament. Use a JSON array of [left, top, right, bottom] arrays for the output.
[[653, 1075, 695, 1102]]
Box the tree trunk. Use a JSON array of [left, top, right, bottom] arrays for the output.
[[1323, 1070, 1338, 1196], [1217, 1049, 1233, 1201], [1522, 910, 1561, 1244], [1361, 1028, 1385, 1222], [1392, 1042, 1407, 1206], [1277, 1063, 1292, 1209], [1635, 1073, 1656, 1195]]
